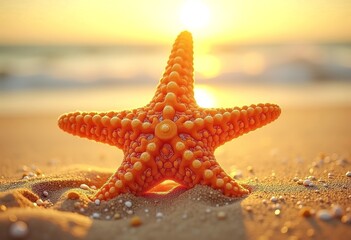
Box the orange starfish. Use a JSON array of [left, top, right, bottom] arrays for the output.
[[58, 31, 281, 201]]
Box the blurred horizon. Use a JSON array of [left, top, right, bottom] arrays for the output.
[[1, 0, 350, 45], [1, 42, 351, 92]]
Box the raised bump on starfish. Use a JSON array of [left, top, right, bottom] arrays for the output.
[[58, 31, 281, 201]]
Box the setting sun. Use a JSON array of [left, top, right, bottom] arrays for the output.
[[0, 1, 350, 44], [180, 0, 211, 32]]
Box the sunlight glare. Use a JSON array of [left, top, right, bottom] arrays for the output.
[[194, 85, 216, 108], [180, 0, 210, 32]]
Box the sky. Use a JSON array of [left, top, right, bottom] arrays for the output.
[[0, 0, 350, 45]]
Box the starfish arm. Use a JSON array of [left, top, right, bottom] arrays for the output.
[[93, 163, 142, 201], [175, 150, 250, 197], [58, 110, 137, 149], [150, 31, 197, 109], [200, 103, 281, 147], [199, 162, 250, 197], [93, 143, 162, 200]]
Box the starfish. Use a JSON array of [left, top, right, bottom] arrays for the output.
[[58, 31, 281, 201]]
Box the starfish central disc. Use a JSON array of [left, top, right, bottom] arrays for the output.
[[155, 119, 178, 140]]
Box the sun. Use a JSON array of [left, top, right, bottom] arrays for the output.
[[180, 0, 211, 32]]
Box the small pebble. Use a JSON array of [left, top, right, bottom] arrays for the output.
[[0, 205, 7, 211], [124, 201, 132, 208], [36, 199, 44, 206], [270, 196, 278, 203], [144, 208, 149, 213], [346, 171, 351, 177], [293, 177, 299, 182], [280, 226, 289, 234], [126, 210, 133, 215], [91, 212, 100, 219], [331, 204, 343, 218], [9, 221, 28, 239], [130, 216, 142, 227], [278, 196, 284, 201], [28, 172, 36, 177], [262, 199, 268, 205], [22, 165, 29, 172], [114, 213, 121, 220], [80, 184, 90, 190], [317, 210, 332, 221], [245, 206, 253, 212], [327, 173, 334, 179], [308, 175, 316, 180], [94, 199, 100, 206], [156, 212, 164, 219], [341, 214, 351, 224], [233, 170, 243, 179], [42, 191, 49, 197], [303, 179, 312, 186], [274, 209, 281, 216], [217, 211, 227, 220], [299, 207, 314, 217]]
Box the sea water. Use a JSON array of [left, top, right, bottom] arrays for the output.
[[0, 43, 350, 91]]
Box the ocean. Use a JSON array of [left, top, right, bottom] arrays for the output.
[[0, 43, 350, 91]]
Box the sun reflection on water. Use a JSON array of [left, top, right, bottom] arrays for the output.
[[195, 54, 221, 78]]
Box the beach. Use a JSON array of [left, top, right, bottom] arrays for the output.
[[1, 1, 351, 239], [0, 84, 350, 240]]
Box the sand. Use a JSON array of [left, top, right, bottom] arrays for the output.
[[0, 91, 351, 239]]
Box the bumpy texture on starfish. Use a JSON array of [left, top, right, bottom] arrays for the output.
[[58, 31, 281, 201]]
